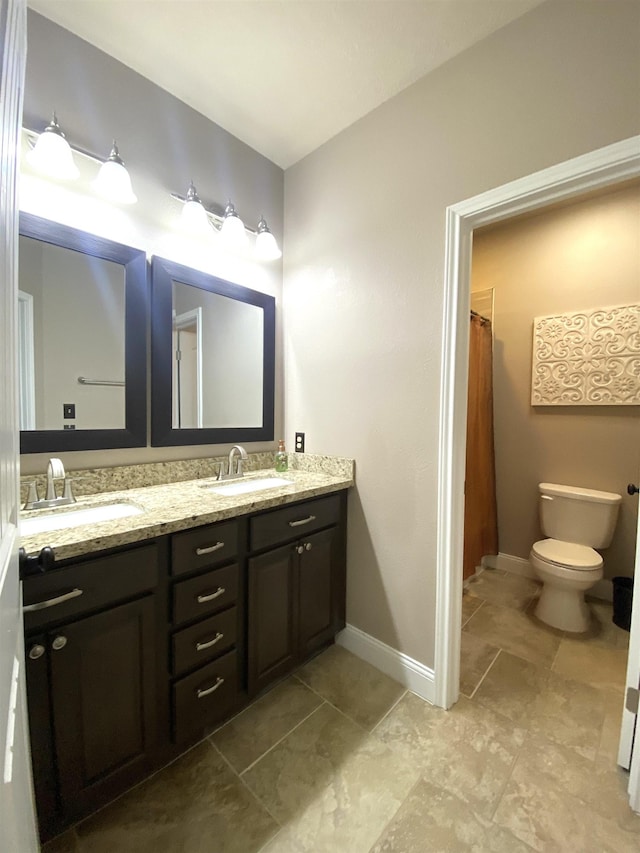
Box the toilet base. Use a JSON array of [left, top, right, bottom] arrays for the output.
[[534, 584, 591, 633]]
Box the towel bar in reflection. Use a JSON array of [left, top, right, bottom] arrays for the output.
[[77, 376, 125, 387]]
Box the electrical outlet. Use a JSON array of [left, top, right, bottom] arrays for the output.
[[295, 432, 305, 453], [63, 403, 75, 419]]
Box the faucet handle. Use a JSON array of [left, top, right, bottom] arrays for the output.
[[22, 481, 39, 509], [62, 477, 78, 503]]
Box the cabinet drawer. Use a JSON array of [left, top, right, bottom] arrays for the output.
[[250, 494, 341, 551], [171, 520, 239, 577], [23, 544, 158, 632], [172, 563, 238, 627], [172, 607, 237, 676], [173, 650, 237, 744]]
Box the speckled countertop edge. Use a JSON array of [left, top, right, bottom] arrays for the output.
[[20, 460, 354, 561]]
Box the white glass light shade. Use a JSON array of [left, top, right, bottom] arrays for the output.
[[220, 201, 248, 249], [93, 145, 137, 204], [178, 181, 210, 234], [27, 118, 79, 180], [255, 217, 282, 261]]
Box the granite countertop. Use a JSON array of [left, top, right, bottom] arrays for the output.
[[20, 465, 354, 562]]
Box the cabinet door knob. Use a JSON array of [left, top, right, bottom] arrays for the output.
[[296, 545, 304, 555], [51, 635, 67, 651], [28, 644, 45, 660], [304, 542, 312, 551]]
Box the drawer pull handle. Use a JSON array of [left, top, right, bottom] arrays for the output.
[[197, 677, 225, 699], [197, 587, 225, 604], [289, 514, 316, 528], [195, 542, 225, 556], [23, 588, 83, 612], [196, 632, 223, 652]]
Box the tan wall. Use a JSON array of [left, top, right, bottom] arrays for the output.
[[284, 0, 640, 667], [471, 183, 640, 582]]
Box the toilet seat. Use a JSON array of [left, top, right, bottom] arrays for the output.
[[531, 538, 602, 571]]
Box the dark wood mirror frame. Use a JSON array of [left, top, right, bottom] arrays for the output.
[[150, 256, 275, 447], [19, 213, 148, 454]]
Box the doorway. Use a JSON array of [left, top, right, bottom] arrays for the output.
[[434, 135, 640, 804]]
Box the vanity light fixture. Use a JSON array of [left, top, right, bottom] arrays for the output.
[[26, 112, 80, 181], [25, 116, 138, 205], [170, 190, 282, 261], [93, 142, 137, 205]]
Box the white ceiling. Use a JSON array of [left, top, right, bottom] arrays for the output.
[[27, 0, 545, 169]]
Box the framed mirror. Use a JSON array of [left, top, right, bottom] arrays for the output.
[[150, 256, 275, 446], [19, 213, 147, 453]]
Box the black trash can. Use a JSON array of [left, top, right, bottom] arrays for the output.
[[612, 576, 633, 632]]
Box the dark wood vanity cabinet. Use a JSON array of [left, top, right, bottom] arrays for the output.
[[23, 542, 168, 841], [169, 521, 244, 745], [23, 487, 348, 842], [247, 493, 347, 696]]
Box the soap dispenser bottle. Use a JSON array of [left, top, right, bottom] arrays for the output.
[[275, 439, 288, 472]]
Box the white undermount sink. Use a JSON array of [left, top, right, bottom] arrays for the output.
[[205, 476, 294, 497], [20, 502, 144, 536]]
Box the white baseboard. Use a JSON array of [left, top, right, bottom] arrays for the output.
[[336, 624, 435, 704], [590, 578, 613, 602], [490, 553, 536, 578]]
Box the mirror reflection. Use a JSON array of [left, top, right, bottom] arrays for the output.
[[19, 236, 126, 431], [172, 282, 264, 429], [18, 213, 148, 454], [150, 256, 275, 447]]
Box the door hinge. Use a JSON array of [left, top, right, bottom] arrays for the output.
[[626, 686, 640, 715], [175, 349, 182, 362]]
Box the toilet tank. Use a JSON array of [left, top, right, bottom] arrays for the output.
[[539, 483, 621, 548]]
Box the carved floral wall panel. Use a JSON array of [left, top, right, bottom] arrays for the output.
[[531, 304, 640, 406]]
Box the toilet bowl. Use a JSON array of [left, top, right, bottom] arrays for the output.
[[530, 483, 620, 633], [530, 539, 603, 632]]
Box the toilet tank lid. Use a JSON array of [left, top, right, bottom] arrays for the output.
[[539, 483, 621, 505]]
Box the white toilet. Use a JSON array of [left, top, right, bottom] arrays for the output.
[[529, 482, 621, 632]]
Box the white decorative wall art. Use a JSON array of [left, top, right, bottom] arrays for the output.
[[531, 303, 640, 406]]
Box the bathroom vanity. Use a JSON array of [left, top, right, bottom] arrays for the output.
[[20, 459, 352, 841]]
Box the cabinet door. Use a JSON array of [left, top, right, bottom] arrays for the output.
[[49, 595, 157, 820], [248, 544, 297, 696], [298, 527, 338, 659]]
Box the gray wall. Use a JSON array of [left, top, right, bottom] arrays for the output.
[[283, 1, 640, 667], [20, 9, 284, 473], [472, 182, 640, 583]]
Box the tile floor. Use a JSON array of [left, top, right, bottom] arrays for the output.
[[43, 568, 639, 853]]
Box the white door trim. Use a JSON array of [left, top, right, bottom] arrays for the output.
[[435, 135, 640, 712]]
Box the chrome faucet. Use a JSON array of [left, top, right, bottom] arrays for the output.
[[216, 445, 248, 481], [22, 458, 77, 510]]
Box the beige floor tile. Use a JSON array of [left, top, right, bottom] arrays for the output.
[[75, 741, 278, 853], [463, 600, 562, 668], [459, 631, 500, 697], [507, 733, 640, 835], [466, 569, 540, 611], [584, 600, 630, 649], [493, 733, 640, 852], [528, 671, 607, 760], [210, 677, 322, 773], [553, 637, 628, 693], [374, 691, 525, 818], [473, 651, 550, 726], [368, 777, 534, 852], [596, 689, 626, 770], [462, 591, 484, 626], [243, 703, 419, 853], [295, 645, 405, 730]]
